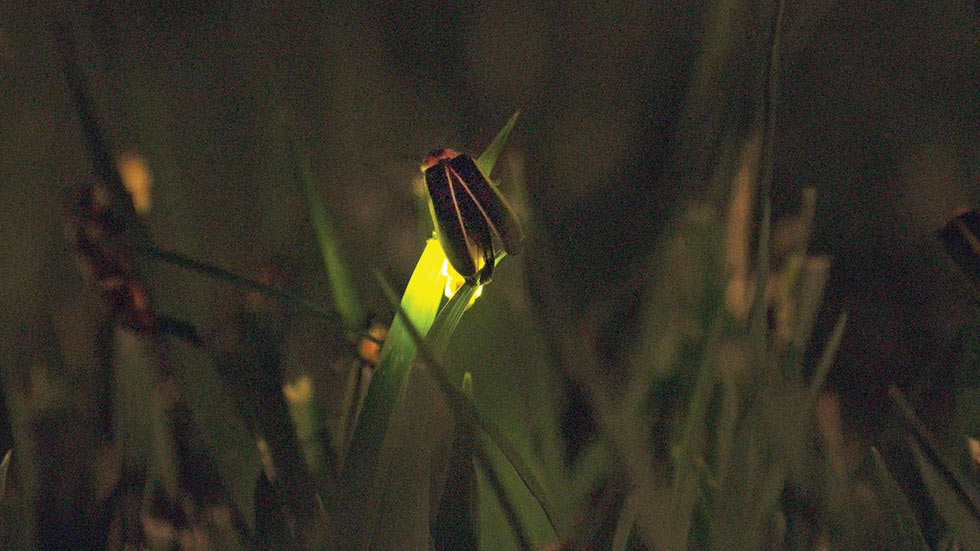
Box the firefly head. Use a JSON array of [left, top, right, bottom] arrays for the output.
[[421, 148, 459, 171]]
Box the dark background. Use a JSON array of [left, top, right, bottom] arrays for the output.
[[1, 0, 979, 461]]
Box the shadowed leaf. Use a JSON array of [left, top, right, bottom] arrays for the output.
[[870, 447, 930, 551], [285, 116, 366, 332], [475, 111, 520, 177]]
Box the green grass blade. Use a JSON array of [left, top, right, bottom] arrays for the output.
[[451, 371, 529, 551], [337, 239, 446, 545], [337, 115, 520, 547], [430, 372, 480, 550], [286, 122, 366, 331], [428, 284, 478, 359], [567, 436, 614, 509], [714, 370, 739, 490], [342, 240, 445, 471], [473, 441, 533, 551], [428, 252, 506, 359], [663, 310, 728, 551], [374, 273, 563, 539], [667, 337, 720, 550], [475, 110, 520, 176], [112, 329, 179, 499]]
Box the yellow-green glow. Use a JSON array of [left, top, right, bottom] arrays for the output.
[[439, 256, 484, 304], [394, 238, 452, 329]]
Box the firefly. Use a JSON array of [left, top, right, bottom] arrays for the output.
[[421, 149, 523, 285]]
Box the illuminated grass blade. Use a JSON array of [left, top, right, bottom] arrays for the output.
[[336, 239, 446, 547], [285, 120, 366, 330], [342, 239, 445, 470], [337, 115, 521, 547]]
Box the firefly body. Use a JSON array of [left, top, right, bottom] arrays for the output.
[[422, 149, 523, 285]]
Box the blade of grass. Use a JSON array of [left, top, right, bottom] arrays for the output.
[[431, 372, 480, 551], [475, 111, 520, 176], [472, 438, 533, 551], [335, 239, 447, 549], [667, 317, 725, 551], [787, 256, 830, 358], [112, 329, 179, 500], [809, 313, 846, 400], [567, 435, 614, 509], [284, 115, 366, 330], [130, 242, 379, 345], [428, 282, 479, 359], [338, 115, 519, 546], [889, 386, 980, 525], [374, 272, 563, 539], [610, 490, 638, 551], [748, 197, 771, 352], [53, 23, 123, 203], [714, 369, 739, 490], [749, 0, 786, 353], [911, 439, 980, 547], [0, 449, 10, 505], [53, 21, 147, 243], [425, 252, 509, 361], [870, 447, 931, 551]]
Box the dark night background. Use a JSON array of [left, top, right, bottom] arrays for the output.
[[1, 0, 980, 546]]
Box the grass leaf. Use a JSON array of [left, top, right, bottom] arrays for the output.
[[0, 449, 10, 506], [336, 239, 446, 548], [432, 372, 481, 551], [373, 273, 563, 540], [475, 110, 520, 176], [870, 447, 930, 551], [890, 386, 980, 525], [285, 118, 366, 331], [809, 313, 846, 400], [911, 440, 980, 550], [610, 491, 638, 551], [473, 442, 533, 551]]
